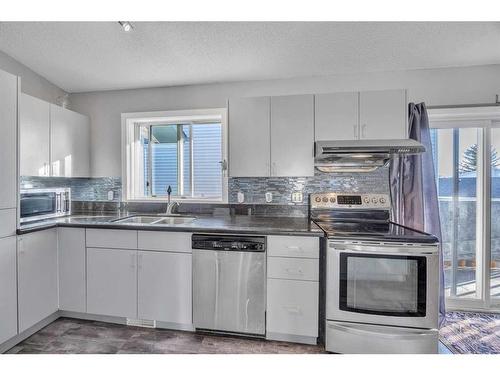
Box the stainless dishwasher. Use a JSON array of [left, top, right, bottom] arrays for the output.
[[192, 234, 266, 336]]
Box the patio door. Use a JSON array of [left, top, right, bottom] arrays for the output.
[[430, 107, 500, 312]]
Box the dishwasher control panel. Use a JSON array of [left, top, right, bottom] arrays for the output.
[[192, 234, 266, 252]]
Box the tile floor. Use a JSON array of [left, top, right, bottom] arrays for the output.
[[5, 317, 453, 354], [6, 318, 326, 354]]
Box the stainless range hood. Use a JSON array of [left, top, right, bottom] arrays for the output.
[[314, 139, 425, 172]]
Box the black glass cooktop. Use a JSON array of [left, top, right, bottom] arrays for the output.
[[313, 220, 438, 243]]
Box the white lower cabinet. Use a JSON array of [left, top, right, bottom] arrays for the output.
[[266, 235, 320, 344], [18, 229, 58, 332], [0, 236, 17, 344], [58, 228, 86, 313], [138, 251, 192, 325], [267, 278, 319, 339], [86, 248, 138, 318]]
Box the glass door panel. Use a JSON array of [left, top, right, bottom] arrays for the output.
[[490, 127, 500, 301], [431, 127, 480, 299], [339, 254, 426, 316]]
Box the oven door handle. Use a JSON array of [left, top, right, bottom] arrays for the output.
[[330, 244, 438, 256], [56, 193, 61, 212]]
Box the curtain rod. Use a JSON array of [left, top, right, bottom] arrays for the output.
[[427, 95, 500, 110]]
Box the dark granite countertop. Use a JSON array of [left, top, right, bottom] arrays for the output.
[[17, 214, 325, 237]]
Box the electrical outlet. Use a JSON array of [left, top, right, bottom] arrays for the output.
[[265, 192, 273, 203], [291, 191, 303, 203], [237, 192, 245, 203], [107, 191, 114, 201]]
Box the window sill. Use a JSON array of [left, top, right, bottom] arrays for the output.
[[125, 198, 228, 204]]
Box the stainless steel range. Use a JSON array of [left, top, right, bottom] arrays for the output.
[[310, 192, 440, 354]]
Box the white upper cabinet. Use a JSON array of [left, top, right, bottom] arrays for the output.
[[271, 95, 314, 177], [228, 96, 271, 177], [359, 89, 407, 140], [229, 90, 406, 176], [0, 70, 17, 210], [315, 92, 359, 141], [50, 104, 90, 177], [20, 93, 50, 176], [314, 89, 407, 141], [20, 93, 91, 177]]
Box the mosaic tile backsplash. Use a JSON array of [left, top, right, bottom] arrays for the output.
[[228, 168, 390, 204], [20, 176, 122, 202], [21, 167, 389, 206]]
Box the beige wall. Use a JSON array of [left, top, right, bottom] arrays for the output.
[[0, 50, 67, 104], [69, 64, 500, 177]]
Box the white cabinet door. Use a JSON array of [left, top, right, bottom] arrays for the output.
[[87, 248, 137, 318], [315, 92, 359, 141], [228, 96, 271, 177], [50, 104, 90, 177], [58, 228, 86, 313], [20, 93, 50, 176], [138, 251, 192, 325], [0, 236, 17, 344], [0, 70, 18, 209], [0, 209, 16, 239], [271, 95, 314, 177], [267, 278, 318, 338], [359, 89, 407, 140], [18, 229, 58, 332]]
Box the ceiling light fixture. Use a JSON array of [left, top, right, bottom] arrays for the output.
[[118, 21, 134, 32]]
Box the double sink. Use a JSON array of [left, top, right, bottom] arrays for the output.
[[111, 215, 197, 226]]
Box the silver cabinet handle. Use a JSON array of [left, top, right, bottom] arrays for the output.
[[138, 253, 143, 270], [130, 253, 136, 269], [285, 268, 304, 276], [282, 305, 302, 314], [271, 162, 277, 176], [353, 124, 357, 138], [361, 124, 367, 139]]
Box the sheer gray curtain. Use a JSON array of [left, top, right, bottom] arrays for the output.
[[389, 102, 446, 326]]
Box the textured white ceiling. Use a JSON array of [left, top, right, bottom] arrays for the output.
[[0, 22, 499, 93]]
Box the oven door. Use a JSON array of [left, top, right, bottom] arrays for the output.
[[327, 241, 439, 329]]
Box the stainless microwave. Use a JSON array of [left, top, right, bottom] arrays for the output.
[[20, 188, 71, 223]]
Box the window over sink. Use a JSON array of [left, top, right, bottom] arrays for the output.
[[122, 109, 228, 202]]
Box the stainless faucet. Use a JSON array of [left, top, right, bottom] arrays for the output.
[[166, 185, 179, 215]]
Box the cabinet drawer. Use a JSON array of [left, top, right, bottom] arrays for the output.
[[267, 236, 319, 258], [86, 229, 137, 249], [268, 257, 318, 281], [137, 231, 191, 253], [267, 278, 319, 338]]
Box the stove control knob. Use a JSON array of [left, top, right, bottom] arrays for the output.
[[315, 197, 321, 203], [379, 197, 386, 204], [322, 197, 328, 203], [329, 197, 336, 203], [371, 197, 378, 204], [363, 197, 370, 204]]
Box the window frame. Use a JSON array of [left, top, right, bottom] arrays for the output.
[[429, 106, 500, 312], [121, 108, 228, 203]]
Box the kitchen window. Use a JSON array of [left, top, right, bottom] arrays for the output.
[[122, 109, 228, 202], [429, 106, 500, 311]]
